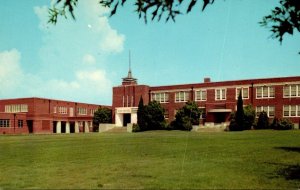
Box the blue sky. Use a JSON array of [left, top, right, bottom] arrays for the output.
[[0, 0, 299, 105]]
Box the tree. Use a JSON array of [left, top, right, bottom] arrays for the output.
[[49, 0, 300, 53], [235, 92, 245, 130], [172, 101, 201, 131], [255, 111, 269, 129], [137, 96, 146, 131], [93, 107, 112, 131], [243, 105, 256, 130], [229, 92, 244, 131], [144, 101, 166, 130]]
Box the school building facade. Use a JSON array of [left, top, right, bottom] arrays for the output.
[[0, 97, 108, 134], [112, 70, 300, 129], [1, 70, 300, 134]]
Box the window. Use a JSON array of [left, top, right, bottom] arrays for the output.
[[215, 89, 226, 100], [175, 91, 189, 102], [195, 90, 207, 101], [152, 92, 169, 103], [256, 106, 275, 117], [164, 109, 169, 119], [199, 107, 206, 119], [0, 119, 10, 128], [256, 86, 275, 99], [58, 107, 67, 114], [236, 87, 249, 99], [78, 108, 87, 115], [4, 104, 28, 113], [90, 109, 97, 116], [283, 84, 300, 98], [18, 120, 23, 128], [283, 105, 300, 117]]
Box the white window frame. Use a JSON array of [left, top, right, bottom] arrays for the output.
[[256, 86, 275, 99], [215, 88, 226, 100], [151, 92, 169, 103], [195, 90, 207, 101], [256, 106, 275, 118], [78, 108, 87, 115], [175, 91, 189, 102], [283, 105, 300, 117], [283, 84, 300, 98], [58, 106, 68, 114], [4, 104, 28, 113], [236, 87, 249, 99]]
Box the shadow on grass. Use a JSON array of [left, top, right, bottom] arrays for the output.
[[275, 147, 300, 153], [266, 147, 300, 181]]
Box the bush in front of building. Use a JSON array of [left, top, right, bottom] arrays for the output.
[[244, 105, 256, 130], [171, 101, 201, 131], [270, 117, 294, 130], [255, 111, 269, 129], [93, 107, 112, 131], [132, 123, 141, 132], [137, 100, 166, 131]]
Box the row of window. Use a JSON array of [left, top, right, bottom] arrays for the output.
[[53, 106, 96, 116], [0, 119, 23, 128], [151, 84, 300, 103], [4, 104, 28, 113]]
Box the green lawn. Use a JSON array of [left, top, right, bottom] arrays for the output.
[[0, 130, 299, 189]]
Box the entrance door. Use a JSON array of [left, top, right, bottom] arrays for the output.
[[214, 113, 226, 123], [27, 120, 33, 133], [123, 114, 131, 127]]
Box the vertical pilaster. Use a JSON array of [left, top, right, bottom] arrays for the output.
[[66, 122, 70, 134], [84, 121, 89, 133], [56, 121, 61, 134], [75, 121, 79, 133]]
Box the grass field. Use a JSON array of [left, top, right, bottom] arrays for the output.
[[0, 130, 299, 189]]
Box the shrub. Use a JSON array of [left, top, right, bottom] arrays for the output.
[[271, 118, 294, 130], [228, 113, 242, 131], [132, 123, 141, 132], [172, 101, 200, 131], [255, 111, 269, 129], [244, 105, 256, 130]]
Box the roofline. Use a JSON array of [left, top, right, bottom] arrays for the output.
[[0, 97, 110, 107], [149, 76, 300, 89]]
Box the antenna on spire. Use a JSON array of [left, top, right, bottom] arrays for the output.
[[129, 50, 131, 72]]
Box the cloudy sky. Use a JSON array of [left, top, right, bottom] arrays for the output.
[[0, 0, 299, 105]]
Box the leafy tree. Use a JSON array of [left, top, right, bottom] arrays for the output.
[[172, 101, 201, 131], [243, 105, 256, 130], [144, 101, 166, 130], [93, 107, 112, 131], [49, 0, 300, 53], [255, 111, 269, 129]]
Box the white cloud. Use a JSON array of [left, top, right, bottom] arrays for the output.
[[5, 0, 127, 104], [0, 49, 23, 96], [0, 49, 112, 104]]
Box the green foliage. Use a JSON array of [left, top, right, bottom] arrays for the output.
[[235, 92, 245, 130], [137, 100, 166, 131], [255, 111, 270, 129], [132, 123, 141, 132], [93, 107, 112, 126], [49, 0, 215, 24], [172, 101, 201, 131], [137, 96, 146, 131], [271, 117, 294, 130], [243, 105, 256, 130]]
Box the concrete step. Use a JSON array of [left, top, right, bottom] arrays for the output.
[[105, 127, 127, 133]]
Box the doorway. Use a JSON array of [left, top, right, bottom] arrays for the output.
[[27, 120, 33, 133], [123, 114, 131, 127]]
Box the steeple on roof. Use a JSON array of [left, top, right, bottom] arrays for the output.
[[122, 50, 137, 85]]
